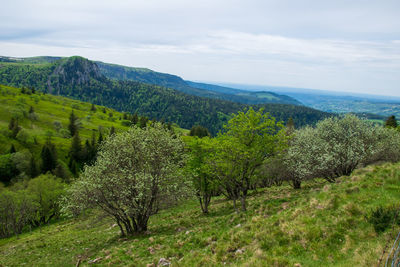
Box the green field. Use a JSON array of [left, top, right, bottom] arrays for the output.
[[0, 84, 133, 157], [1, 162, 399, 266]]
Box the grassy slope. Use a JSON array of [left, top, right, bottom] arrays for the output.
[[1, 162, 399, 266], [0, 84, 131, 158]]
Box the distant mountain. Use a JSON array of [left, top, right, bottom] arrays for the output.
[[0, 56, 331, 134], [96, 61, 301, 105], [214, 82, 400, 118], [0, 56, 300, 105], [186, 81, 301, 105]]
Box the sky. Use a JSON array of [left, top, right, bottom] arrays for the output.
[[1, 0, 399, 96]]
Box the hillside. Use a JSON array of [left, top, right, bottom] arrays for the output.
[[0, 84, 147, 183], [186, 81, 301, 105], [0, 56, 300, 105], [0, 56, 331, 134], [1, 162, 399, 266]]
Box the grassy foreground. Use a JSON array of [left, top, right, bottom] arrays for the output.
[[1, 162, 400, 266]]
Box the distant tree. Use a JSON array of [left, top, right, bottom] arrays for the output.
[[68, 159, 79, 176], [8, 118, 20, 138], [189, 125, 211, 138], [29, 106, 34, 114], [64, 123, 191, 235], [40, 139, 57, 173], [139, 116, 148, 128], [286, 117, 295, 135], [90, 103, 96, 112], [131, 113, 139, 125], [109, 126, 116, 136], [8, 117, 16, 131], [385, 115, 398, 128], [68, 111, 78, 137], [97, 131, 103, 145], [28, 156, 38, 178], [70, 132, 82, 163], [53, 162, 71, 181], [0, 154, 18, 184]]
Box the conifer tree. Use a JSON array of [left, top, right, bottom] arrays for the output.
[[90, 103, 96, 112], [109, 126, 115, 136], [41, 139, 57, 173], [70, 132, 82, 162], [29, 156, 38, 178], [131, 113, 139, 125], [385, 115, 398, 128], [8, 117, 16, 130], [98, 131, 103, 145], [68, 111, 78, 137]]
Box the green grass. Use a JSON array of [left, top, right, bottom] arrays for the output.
[[1, 162, 400, 266], [0, 84, 170, 160]]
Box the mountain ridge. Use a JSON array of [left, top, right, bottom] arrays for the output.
[[0, 56, 331, 134]]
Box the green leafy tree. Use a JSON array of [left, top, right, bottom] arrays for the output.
[[27, 174, 66, 227], [185, 137, 217, 214], [0, 188, 35, 238], [210, 108, 285, 212], [64, 123, 191, 235], [0, 154, 18, 184], [189, 125, 211, 138]]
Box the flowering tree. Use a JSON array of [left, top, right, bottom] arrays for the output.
[[285, 114, 400, 188], [64, 123, 191, 235]]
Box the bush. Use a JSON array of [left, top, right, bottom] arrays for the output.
[[367, 205, 400, 233], [121, 120, 132, 127], [0, 189, 35, 238], [0, 154, 18, 184], [27, 174, 66, 227], [285, 114, 400, 187]]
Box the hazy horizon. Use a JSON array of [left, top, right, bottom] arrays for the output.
[[1, 0, 399, 97]]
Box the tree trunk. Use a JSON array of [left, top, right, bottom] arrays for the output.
[[240, 196, 246, 212], [292, 179, 301, 189]]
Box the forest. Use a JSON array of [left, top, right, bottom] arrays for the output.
[[0, 56, 331, 135]]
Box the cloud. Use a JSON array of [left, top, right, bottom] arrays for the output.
[[0, 0, 399, 96]]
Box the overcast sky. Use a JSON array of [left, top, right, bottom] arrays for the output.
[[1, 0, 399, 96]]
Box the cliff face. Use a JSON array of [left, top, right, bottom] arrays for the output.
[[47, 56, 104, 94]]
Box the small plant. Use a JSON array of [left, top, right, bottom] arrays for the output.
[[367, 205, 400, 233]]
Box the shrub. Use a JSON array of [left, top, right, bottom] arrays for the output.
[[0, 189, 35, 238], [367, 205, 400, 233], [27, 174, 66, 227], [285, 114, 399, 187]]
